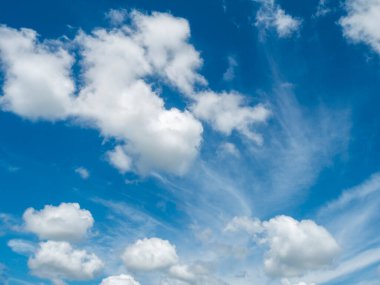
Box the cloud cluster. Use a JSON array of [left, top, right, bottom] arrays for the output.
[[255, 0, 301, 38], [17, 203, 104, 285], [340, 0, 380, 54], [23, 203, 94, 242], [0, 10, 270, 176]]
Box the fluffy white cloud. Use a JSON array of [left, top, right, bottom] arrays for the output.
[[74, 14, 203, 175], [28, 241, 103, 283], [132, 11, 206, 94], [23, 203, 94, 242], [340, 0, 380, 54], [191, 91, 270, 144], [0, 26, 75, 121], [106, 146, 133, 174], [262, 216, 340, 277], [122, 237, 179, 271], [0, 12, 204, 176], [224, 215, 339, 278], [100, 274, 141, 285], [255, 0, 301, 37], [0, 11, 271, 175]]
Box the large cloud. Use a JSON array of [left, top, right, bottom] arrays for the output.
[[74, 21, 203, 175], [262, 216, 340, 277], [0, 26, 75, 120], [23, 203, 94, 242], [0, 13, 204, 176], [122, 237, 179, 271], [340, 0, 380, 54], [100, 274, 141, 285], [28, 241, 103, 284], [0, 11, 270, 176]]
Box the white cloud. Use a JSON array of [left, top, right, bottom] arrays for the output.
[[132, 11, 206, 95], [100, 274, 141, 285], [255, 0, 301, 38], [28, 241, 103, 284], [75, 167, 90, 179], [167, 263, 227, 285], [340, 0, 380, 54], [106, 9, 128, 26], [23, 203, 94, 242], [217, 142, 240, 158], [224, 216, 262, 236], [223, 56, 238, 82], [74, 15, 203, 175], [122, 237, 179, 271], [168, 264, 197, 283], [0, 26, 75, 121], [191, 91, 270, 144], [302, 247, 380, 284], [0, 11, 271, 176], [262, 216, 340, 278], [8, 239, 36, 255], [224, 215, 340, 279], [106, 146, 132, 174]]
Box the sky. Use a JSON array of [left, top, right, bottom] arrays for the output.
[[1, 0, 380, 284]]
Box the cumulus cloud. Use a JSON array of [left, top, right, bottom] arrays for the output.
[[262, 216, 340, 277], [255, 0, 301, 38], [122, 237, 178, 271], [0, 26, 75, 121], [100, 274, 141, 285], [28, 241, 103, 284], [132, 11, 206, 95], [23, 203, 94, 242], [340, 0, 380, 54], [225, 215, 340, 278], [191, 91, 270, 144], [0, 11, 270, 175]]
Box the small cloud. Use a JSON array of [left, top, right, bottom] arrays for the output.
[[8, 239, 36, 255], [255, 0, 301, 38], [75, 167, 90, 180], [105, 9, 128, 26], [223, 56, 238, 82], [218, 142, 241, 158], [314, 0, 331, 18], [106, 146, 132, 174]]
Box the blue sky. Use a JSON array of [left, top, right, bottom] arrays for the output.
[[1, 0, 380, 284]]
